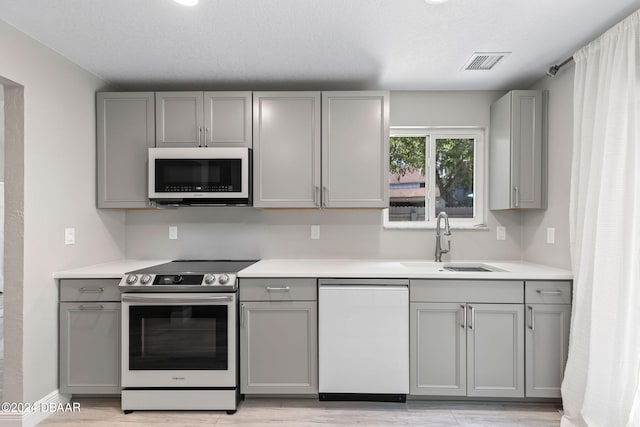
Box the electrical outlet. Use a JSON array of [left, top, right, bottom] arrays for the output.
[[496, 226, 506, 241], [169, 226, 178, 240], [64, 227, 75, 245], [310, 225, 320, 240], [546, 227, 556, 244]]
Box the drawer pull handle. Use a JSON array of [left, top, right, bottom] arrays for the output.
[[266, 286, 291, 292], [79, 304, 104, 311], [80, 287, 104, 293], [536, 290, 562, 295]]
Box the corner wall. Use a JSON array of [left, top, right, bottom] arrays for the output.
[[0, 21, 126, 404], [522, 65, 574, 269]]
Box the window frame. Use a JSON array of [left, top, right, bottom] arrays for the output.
[[383, 126, 487, 230]]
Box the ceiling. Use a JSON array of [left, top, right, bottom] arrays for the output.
[[1, 0, 639, 91]]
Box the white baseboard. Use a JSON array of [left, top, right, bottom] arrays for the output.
[[0, 389, 70, 427]]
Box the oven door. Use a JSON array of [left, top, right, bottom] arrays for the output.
[[148, 147, 249, 201], [121, 293, 236, 388]]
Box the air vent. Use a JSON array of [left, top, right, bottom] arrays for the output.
[[464, 52, 510, 71]]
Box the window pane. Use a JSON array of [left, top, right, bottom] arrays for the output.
[[389, 136, 425, 222], [435, 138, 474, 218]]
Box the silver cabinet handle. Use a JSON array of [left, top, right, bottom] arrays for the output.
[[315, 186, 320, 207], [79, 304, 104, 311], [322, 186, 328, 207], [536, 290, 562, 295], [198, 127, 203, 147], [528, 305, 535, 330], [460, 304, 466, 329], [266, 286, 290, 292], [468, 305, 475, 330], [204, 127, 209, 147], [240, 303, 245, 328], [514, 186, 519, 207], [80, 287, 104, 293]]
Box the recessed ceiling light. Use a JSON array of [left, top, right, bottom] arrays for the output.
[[173, 0, 198, 6], [424, 0, 450, 4]]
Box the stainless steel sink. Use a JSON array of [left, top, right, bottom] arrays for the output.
[[443, 266, 493, 272], [441, 263, 504, 272]]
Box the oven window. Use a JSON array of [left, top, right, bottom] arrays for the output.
[[155, 159, 242, 192], [129, 305, 228, 370]]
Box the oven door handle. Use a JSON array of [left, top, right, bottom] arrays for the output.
[[121, 294, 233, 304]]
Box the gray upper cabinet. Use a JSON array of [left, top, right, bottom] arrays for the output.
[[97, 92, 155, 208], [59, 279, 121, 394], [253, 91, 389, 209], [489, 90, 546, 210], [525, 281, 572, 398], [156, 91, 252, 148], [322, 91, 389, 208], [253, 92, 321, 208]]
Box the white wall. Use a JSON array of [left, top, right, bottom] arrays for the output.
[[126, 91, 525, 261], [521, 66, 574, 269], [0, 21, 126, 404]]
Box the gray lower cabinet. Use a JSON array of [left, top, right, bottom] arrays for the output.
[[59, 279, 121, 394], [525, 281, 572, 398], [97, 92, 155, 208], [410, 280, 525, 398], [467, 303, 524, 398], [239, 278, 317, 395]]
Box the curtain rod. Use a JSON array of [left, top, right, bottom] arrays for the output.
[[547, 56, 574, 77]]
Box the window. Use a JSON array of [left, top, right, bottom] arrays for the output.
[[384, 127, 485, 228]]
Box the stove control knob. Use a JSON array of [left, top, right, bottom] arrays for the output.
[[125, 274, 138, 285], [140, 274, 152, 285], [204, 274, 216, 285], [218, 274, 230, 285]]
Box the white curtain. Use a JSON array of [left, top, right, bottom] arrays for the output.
[[562, 9, 640, 427]]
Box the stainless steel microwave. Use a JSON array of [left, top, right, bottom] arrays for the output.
[[148, 147, 251, 206]]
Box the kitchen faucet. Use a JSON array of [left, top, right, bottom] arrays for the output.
[[435, 211, 451, 262]]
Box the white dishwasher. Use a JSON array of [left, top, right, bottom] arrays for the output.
[[318, 279, 409, 401]]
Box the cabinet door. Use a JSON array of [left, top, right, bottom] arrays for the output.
[[525, 304, 571, 398], [410, 303, 466, 396], [59, 302, 121, 394], [467, 303, 524, 398], [203, 92, 252, 147], [253, 92, 321, 208], [511, 90, 543, 209], [240, 301, 318, 394], [489, 90, 544, 210], [97, 92, 155, 208], [321, 91, 389, 208], [155, 91, 204, 147]]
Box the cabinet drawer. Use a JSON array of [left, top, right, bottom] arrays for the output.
[[240, 278, 317, 301], [410, 280, 523, 303], [59, 279, 121, 302], [525, 281, 572, 304]]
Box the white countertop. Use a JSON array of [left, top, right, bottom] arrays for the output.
[[53, 259, 170, 279], [53, 258, 572, 281], [238, 259, 573, 280]]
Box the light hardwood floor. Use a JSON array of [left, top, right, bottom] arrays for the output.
[[39, 397, 562, 426]]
